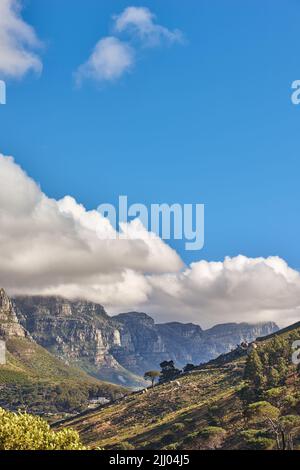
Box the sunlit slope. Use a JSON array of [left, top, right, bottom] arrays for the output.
[[56, 323, 300, 450]]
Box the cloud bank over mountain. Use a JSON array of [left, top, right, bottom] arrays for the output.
[[0, 154, 300, 328]]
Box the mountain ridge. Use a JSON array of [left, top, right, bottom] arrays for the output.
[[12, 295, 278, 385]]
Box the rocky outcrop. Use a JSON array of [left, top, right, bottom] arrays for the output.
[[0, 289, 26, 339], [12, 296, 279, 383], [12, 296, 144, 387], [13, 296, 120, 363]]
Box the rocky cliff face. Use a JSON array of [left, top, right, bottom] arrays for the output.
[[0, 289, 26, 339], [0, 289, 126, 414], [13, 296, 120, 364], [12, 296, 279, 384], [113, 313, 278, 373], [12, 296, 145, 387]]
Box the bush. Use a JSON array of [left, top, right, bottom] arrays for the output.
[[199, 426, 226, 439], [198, 426, 227, 449], [160, 433, 175, 445], [163, 443, 179, 450], [240, 429, 275, 450], [185, 431, 199, 440], [0, 408, 85, 450], [117, 441, 134, 450], [173, 422, 185, 432], [247, 437, 275, 450]]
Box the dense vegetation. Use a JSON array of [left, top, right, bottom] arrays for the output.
[[0, 408, 86, 450], [239, 332, 300, 449]]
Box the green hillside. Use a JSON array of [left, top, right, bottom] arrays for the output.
[[0, 337, 126, 418], [55, 323, 300, 450]]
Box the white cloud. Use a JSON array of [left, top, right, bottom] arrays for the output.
[[0, 0, 42, 78], [0, 154, 182, 307], [75, 37, 134, 85], [113, 6, 184, 47], [1, 154, 300, 328], [145, 256, 300, 328], [76, 6, 184, 84]]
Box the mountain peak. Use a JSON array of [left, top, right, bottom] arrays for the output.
[[114, 311, 155, 326]]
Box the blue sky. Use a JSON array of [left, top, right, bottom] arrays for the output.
[[1, 0, 300, 269]]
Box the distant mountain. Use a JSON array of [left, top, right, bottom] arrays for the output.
[[113, 312, 278, 373], [0, 289, 125, 416], [13, 296, 278, 385]]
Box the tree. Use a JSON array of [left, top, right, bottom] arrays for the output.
[[246, 401, 300, 450], [268, 367, 281, 388], [183, 364, 195, 373], [240, 429, 275, 450], [159, 361, 181, 383], [264, 387, 285, 409], [279, 415, 300, 450], [247, 401, 281, 449], [244, 350, 266, 390], [144, 370, 160, 388]]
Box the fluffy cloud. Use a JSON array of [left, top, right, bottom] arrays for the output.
[[75, 37, 134, 85], [113, 6, 184, 47], [0, 0, 42, 78], [145, 256, 300, 327], [1, 154, 300, 328], [0, 154, 182, 306], [76, 6, 183, 84]]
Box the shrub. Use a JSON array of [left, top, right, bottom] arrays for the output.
[[198, 426, 227, 449], [173, 422, 185, 432], [240, 429, 275, 450], [117, 441, 134, 450], [0, 408, 85, 450], [163, 443, 179, 450], [160, 433, 176, 445]]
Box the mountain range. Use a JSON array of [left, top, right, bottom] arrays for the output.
[[1, 287, 299, 450], [12, 295, 278, 386]]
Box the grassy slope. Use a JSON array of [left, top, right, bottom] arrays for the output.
[[56, 323, 300, 450], [55, 363, 244, 449], [0, 337, 126, 417]]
